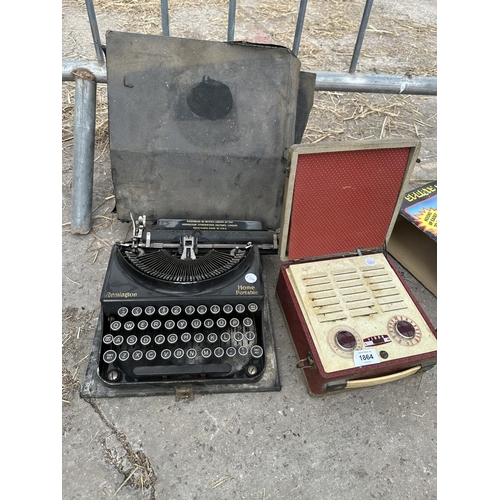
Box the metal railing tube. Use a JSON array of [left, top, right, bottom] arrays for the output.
[[349, 0, 373, 74], [62, 60, 107, 83], [292, 0, 308, 55], [314, 72, 437, 96], [71, 71, 97, 234], [84, 0, 105, 65], [161, 0, 170, 36], [227, 0, 236, 41]]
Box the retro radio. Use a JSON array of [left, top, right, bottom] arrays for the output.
[[275, 138, 437, 396]]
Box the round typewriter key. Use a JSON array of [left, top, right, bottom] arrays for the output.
[[117, 307, 128, 317], [164, 319, 175, 330], [226, 347, 237, 357], [233, 332, 244, 342], [197, 305, 208, 315], [204, 318, 214, 329], [155, 334, 166, 345], [103, 334, 113, 344], [171, 305, 182, 315], [177, 319, 188, 330], [132, 307, 142, 317], [186, 348, 197, 359], [167, 333, 178, 344], [217, 318, 227, 328], [126, 335, 138, 346], [245, 331, 256, 342], [235, 304, 245, 314], [158, 306, 169, 316], [248, 303, 258, 313], [103, 350, 117, 363], [194, 333, 204, 343], [251, 345, 264, 358], [185, 305, 195, 315], [230, 318, 240, 328], [140, 335, 152, 346], [214, 347, 224, 358], [210, 304, 220, 314], [181, 332, 191, 342], [207, 333, 218, 343], [113, 335, 124, 346], [145, 350, 156, 361], [174, 348, 184, 359], [161, 349, 172, 360], [124, 321, 135, 331], [238, 346, 249, 356], [138, 320, 148, 331], [132, 350, 143, 361], [118, 351, 130, 362], [151, 319, 162, 330], [191, 319, 202, 329], [220, 332, 231, 342], [110, 321, 121, 332], [201, 347, 212, 358], [243, 317, 253, 327], [145, 306, 155, 316], [223, 304, 233, 314]]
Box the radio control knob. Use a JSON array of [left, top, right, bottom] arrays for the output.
[[395, 320, 416, 339], [335, 330, 357, 351]]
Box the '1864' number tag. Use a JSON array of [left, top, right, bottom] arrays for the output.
[[353, 349, 380, 367]]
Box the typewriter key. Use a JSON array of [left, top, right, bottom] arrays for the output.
[[251, 345, 263, 358], [177, 319, 188, 330], [223, 304, 233, 314], [226, 347, 237, 357], [155, 334, 166, 345], [230, 318, 240, 328], [138, 320, 148, 331], [185, 305, 196, 315], [204, 318, 214, 329], [126, 335, 138, 346], [158, 306, 169, 316], [243, 317, 253, 327], [207, 333, 218, 343], [145, 350, 156, 361], [248, 303, 258, 313], [194, 333, 204, 343], [217, 318, 227, 328], [103, 334, 113, 344], [197, 305, 208, 315], [118, 351, 130, 361], [161, 349, 172, 360], [127, 335, 138, 346], [186, 348, 197, 359], [165, 319, 175, 330], [171, 305, 182, 315], [210, 304, 220, 314], [110, 321, 121, 332], [174, 348, 184, 359], [214, 347, 224, 358], [191, 319, 202, 329], [233, 332, 244, 342], [245, 331, 256, 341], [117, 307, 128, 317], [167, 334, 178, 344], [235, 304, 245, 314], [140, 335, 152, 346], [151, 319, 162, 330], [132, 350, 143, 361], [124, 321, 135, 331], [181, 332, 191, 342], [238, 346, 249, 356], [131, 307, 142, 317], [201, 348, 211, 358], [220, 332, 231, 342], [103, 350, 117, 363], [144, 306, 155, 316], [113, 335, 124, 346]]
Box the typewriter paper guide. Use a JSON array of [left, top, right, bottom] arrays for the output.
[[278, 139, 421, 262], [106, 31, 303, 230]]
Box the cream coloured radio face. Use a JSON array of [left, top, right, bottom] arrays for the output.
[[286, 253, 437, 374]]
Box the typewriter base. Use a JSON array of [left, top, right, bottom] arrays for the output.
[[81, 296, 281, 398]]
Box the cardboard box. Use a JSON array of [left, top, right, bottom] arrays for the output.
[[387, 181, 437, 296]]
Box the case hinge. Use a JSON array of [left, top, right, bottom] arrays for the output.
[[296, 354, 316, 370]]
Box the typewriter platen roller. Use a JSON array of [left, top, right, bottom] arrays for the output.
[[84, 215, 281, 395]]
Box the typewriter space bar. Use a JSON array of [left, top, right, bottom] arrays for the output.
[[133, 363, 232, 377]]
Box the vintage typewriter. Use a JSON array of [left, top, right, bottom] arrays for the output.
[[82, 215, 281, 398]]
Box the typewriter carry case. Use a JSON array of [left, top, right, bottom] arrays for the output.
[[275, 139, 437, 397], [81, 32, 315, 399]]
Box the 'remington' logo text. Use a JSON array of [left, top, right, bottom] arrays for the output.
[[106, 291, 138, 298]]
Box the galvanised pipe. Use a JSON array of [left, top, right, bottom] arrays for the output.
[[349, 0, 374, 74], [292, 0, 308, 56], [161, 0, 169, 36], [62, 61, 107, 83], [84, 0, 105, 65], [227, 0, 236, 41], [71, 70, 97, 234]]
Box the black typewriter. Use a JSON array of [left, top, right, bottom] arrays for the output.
[[94, 215, 278, 390]]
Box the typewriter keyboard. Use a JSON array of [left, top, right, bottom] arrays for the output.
[[98, 301, 265, 384]]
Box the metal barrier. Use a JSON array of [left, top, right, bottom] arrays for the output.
[[63, 0, 437, 234]]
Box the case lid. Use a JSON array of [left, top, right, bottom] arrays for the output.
[[279, 138, 421, 262]]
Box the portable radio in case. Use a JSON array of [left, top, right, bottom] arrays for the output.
[[275, 138, 437, 397]]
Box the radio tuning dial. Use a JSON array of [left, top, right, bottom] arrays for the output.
[[395, 320, 416, 339], [335, 330, 357, 351]]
